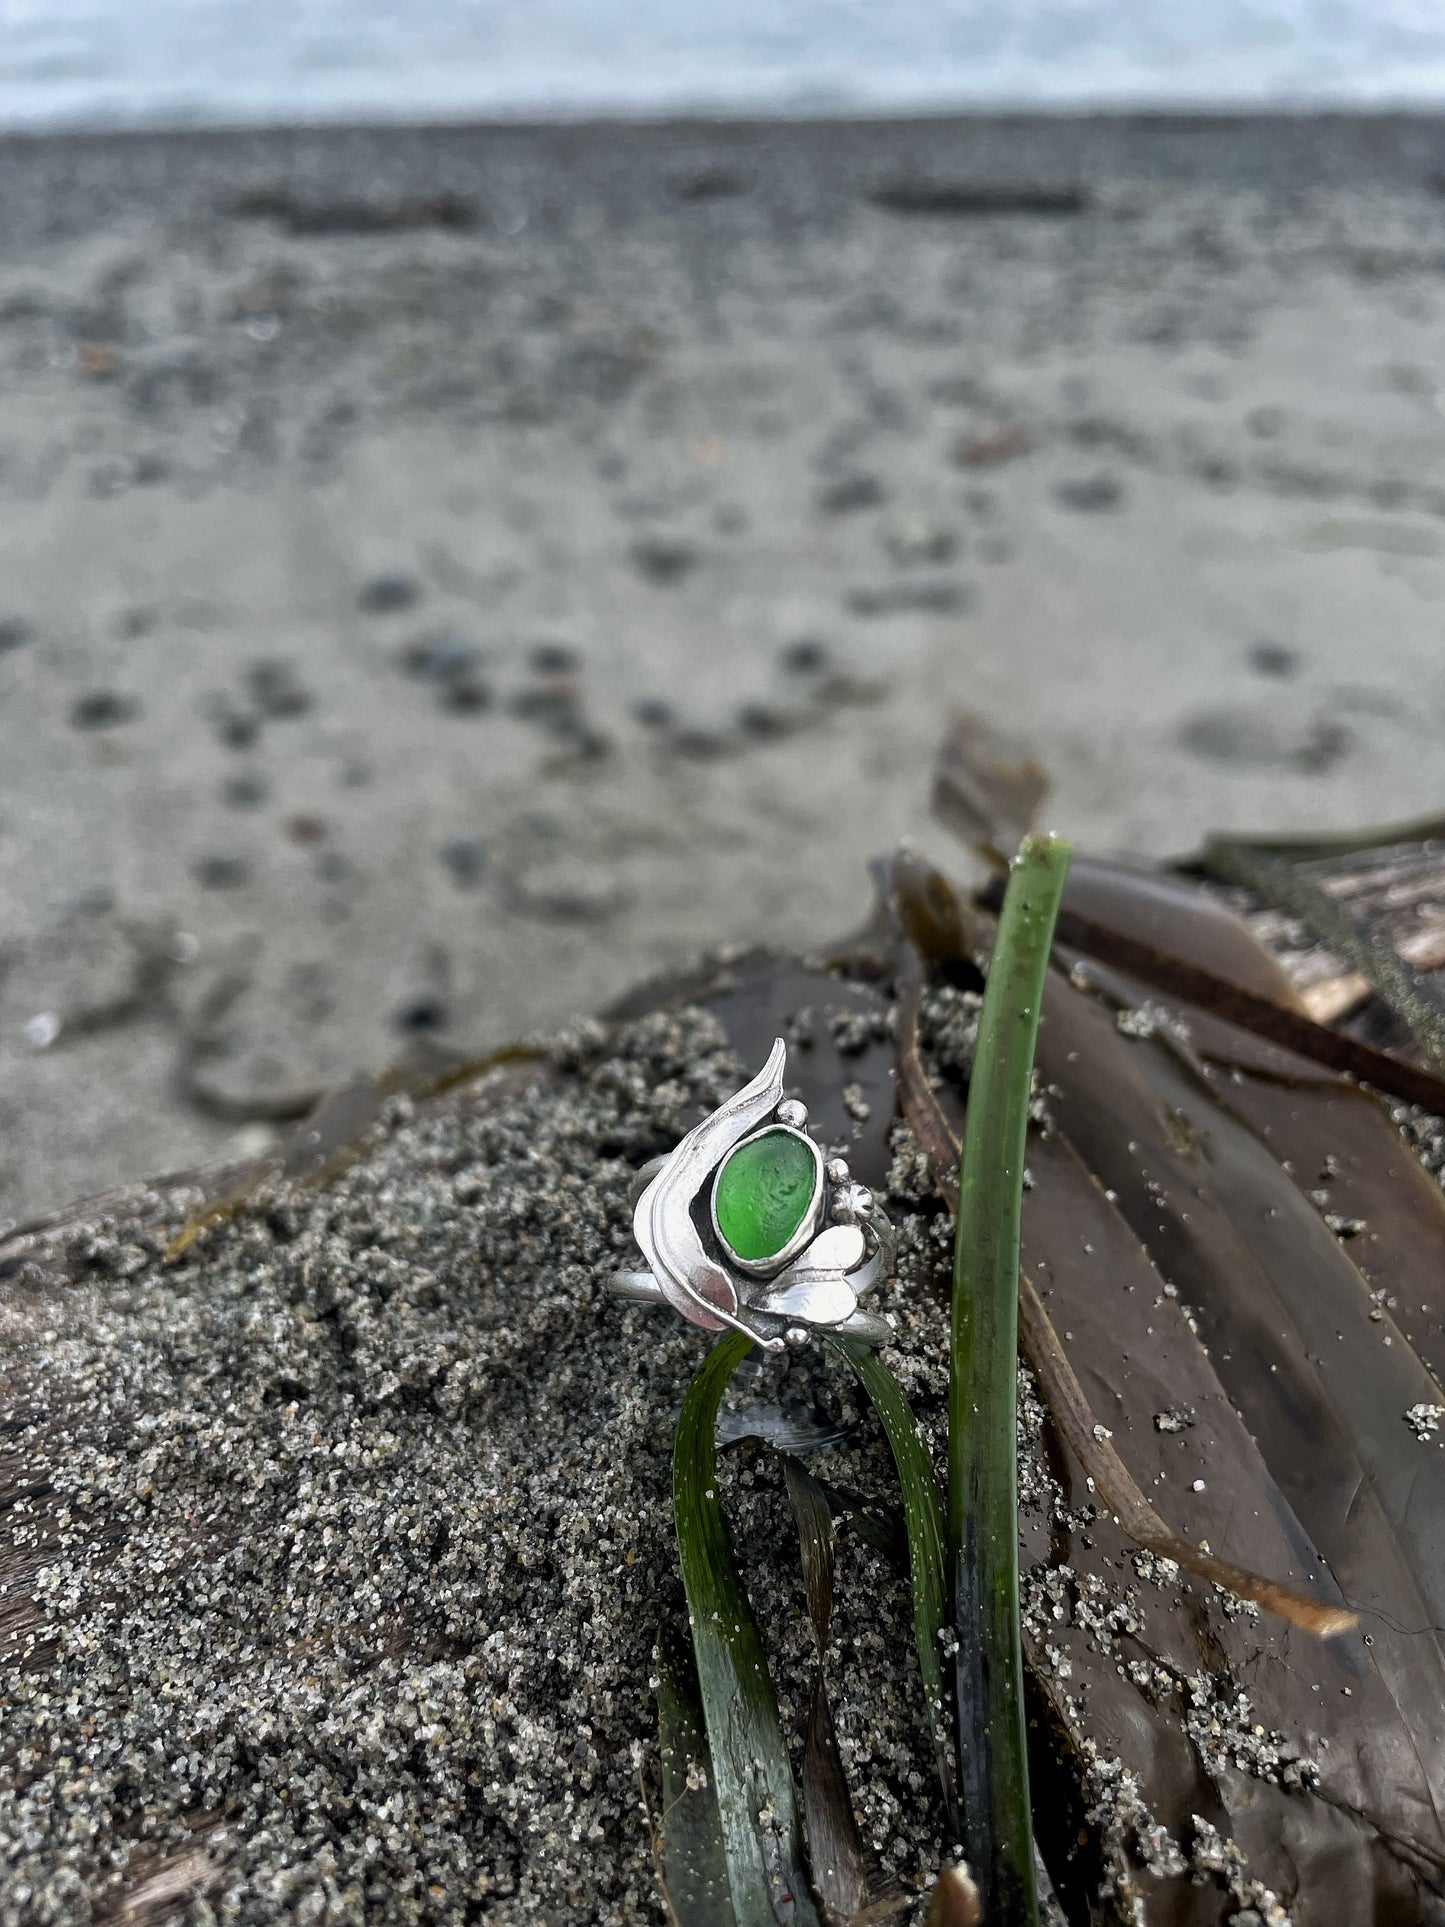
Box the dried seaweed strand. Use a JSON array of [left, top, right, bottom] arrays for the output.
[[895, 943, 1357, 1642], [974, 891, 1445, 1116], [1203, 840, 1445, 1076]]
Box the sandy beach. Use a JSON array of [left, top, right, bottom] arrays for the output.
[[2, 111, 1444, 1223]]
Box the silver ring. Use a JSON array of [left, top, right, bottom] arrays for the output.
[[607, 1039, 894, 1352]]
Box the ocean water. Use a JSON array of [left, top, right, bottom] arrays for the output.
[[2, 0, 1444, 132]]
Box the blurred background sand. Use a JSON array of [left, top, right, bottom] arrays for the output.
[[1, 104, 1444, 1223]]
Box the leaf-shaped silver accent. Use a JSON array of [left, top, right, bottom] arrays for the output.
[[757, 1224, 864, 1328], [634, 1039, 787, 1339], [758, 1273, 860, 1327]]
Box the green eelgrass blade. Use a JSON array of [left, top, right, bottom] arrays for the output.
[[657, 1610, 735, 1926], [828, 1335, 956, 1837], [950, 832, 1072, 1925], [674, 1330, 824, 1927]]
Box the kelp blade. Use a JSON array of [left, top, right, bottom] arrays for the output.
[[674, 1331, 823, 1927]]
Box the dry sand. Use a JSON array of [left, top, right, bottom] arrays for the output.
[[2, 112, 1444, 1223]]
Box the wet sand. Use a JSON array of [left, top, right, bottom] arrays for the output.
[[2, 112, 1444, 1222]]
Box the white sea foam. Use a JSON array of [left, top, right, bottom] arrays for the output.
[[1, 0, 1443, 131]]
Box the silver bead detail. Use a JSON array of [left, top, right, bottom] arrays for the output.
[[833, 1182, 874, 1225], [784, 1324, 812, 1350], [775, 1098, 808, 1130], [824, 1157, 851, 1185]]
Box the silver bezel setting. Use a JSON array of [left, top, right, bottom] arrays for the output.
[[709, 1123, 825, 1279]]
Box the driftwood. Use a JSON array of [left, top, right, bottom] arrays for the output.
[[3, 804, 1445, 1923]]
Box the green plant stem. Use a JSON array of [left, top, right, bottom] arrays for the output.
[[830, 1336, 956, 1836], [674, 1331, 823, 1927], [950, 832, 1072, 1924]]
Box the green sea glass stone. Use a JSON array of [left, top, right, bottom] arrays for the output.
[[713, 1128, 817, 1263]]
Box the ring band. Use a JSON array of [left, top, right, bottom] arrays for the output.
[[606, 1039, 893, 1352]]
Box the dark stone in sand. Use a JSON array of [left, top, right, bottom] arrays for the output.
[[631, 695, 674, 730], [359, 572, 422, 615], [204, 692, 261, 750], [70, 689, 138, 730], [630, 535, 700, 585], [195, 853, 251, 890], [529, 641, 579, 675], [510, 680, 580, 727], [670, 722, 736, 759], [438, 674, 492, 716], [222, 770, 269, 810], [0, 617, 32, 651], [227, 187, 479, 236], [868, 179, 1087, 217], [245, 658, 312, 719], [782, 637, 830, 674], [1249, 640, 1300, 679], [440, 835, 487, 886], [673, 167, 748, 202], [1054, 473, 1126, 513], [736, 701, 798, 741], [846, 576, 970, 617], [400, 631, 482, 682], [816, 471, 887, 516], [393, 993, 449, 1033]]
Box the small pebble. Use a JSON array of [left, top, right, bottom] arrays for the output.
[[1248, 640, 1299, 679], [439, 674, 493, 715], [440, 834, 487, 885], [781, 637, 829, 674], [394, 994, 448, 1033], [631, 535, 699, 584], [1055, 473, 1125, 513], [196, 853, 251, 890], [246, 658, 312, 719], [358, 571, 422, 614], [222, 771, 269, 809], [816, 471, 886, 515], [632, 695, 674, 729], [529, 641, 579, 675], [71, 689, 138, 730], [736, 702, 795, 741], [400, 631, 481, 682]]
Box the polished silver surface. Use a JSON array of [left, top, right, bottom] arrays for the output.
[[608, 1038, 894, 1351]]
